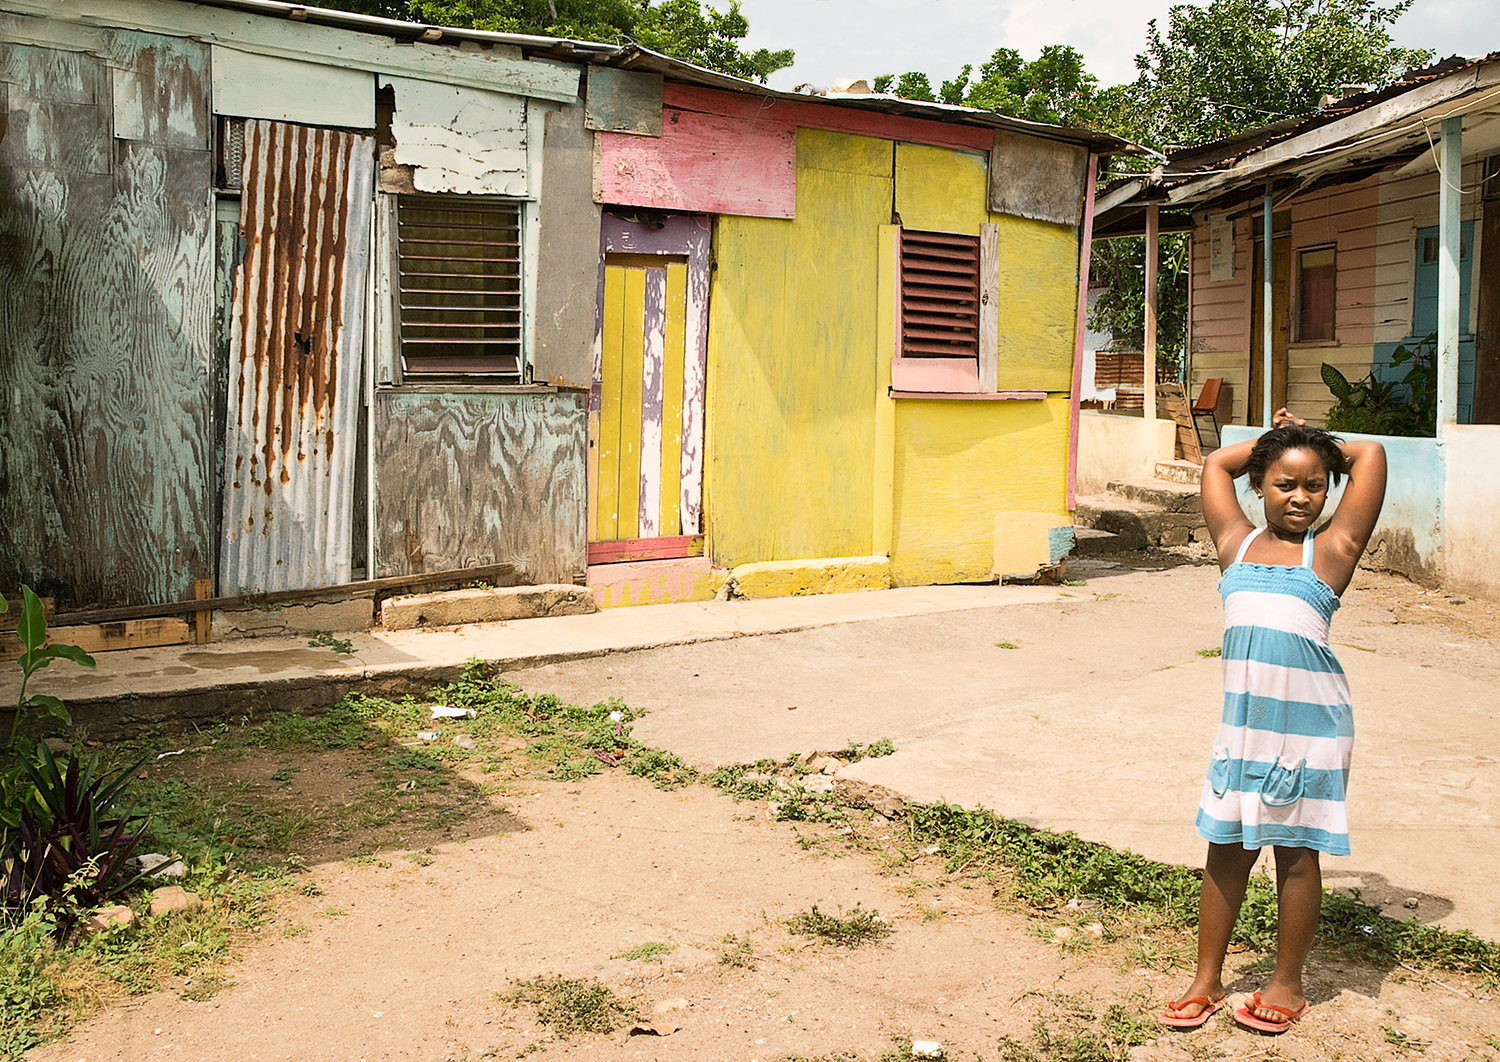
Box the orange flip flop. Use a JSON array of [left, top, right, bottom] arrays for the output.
[[1233, 992, 1310, 1033], [1158, 995, 1224, 1029]]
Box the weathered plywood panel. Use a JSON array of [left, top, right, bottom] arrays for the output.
[[596, 108, 795, 218], [0, 34, 215, 610], [382, 75, 527, 196], [585, 66, 663, 137], [990, 130, 1087, 226], [532, 107, 600, 389], [373, 391, 587, 585], [707, 129, 890, 565], [895, 142, 989, 233], [992, 214, 1081, 392], [211, 45, 375, 129], [891, 398, 1070, 586]]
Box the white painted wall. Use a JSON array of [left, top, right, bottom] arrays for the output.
[[1076, 411, 1176, 497], [1443, 424, 1500, 599]]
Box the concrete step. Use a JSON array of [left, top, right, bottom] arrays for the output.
[[1075, 490, 1209, 548], [1154, 459, 1203, 485], [1069, 527, 1135, 556], [1106, 477, 1203, 514]]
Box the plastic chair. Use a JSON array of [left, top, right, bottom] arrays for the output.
[[1191, 378, 1224, 454]]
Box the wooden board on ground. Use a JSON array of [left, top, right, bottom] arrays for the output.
[[1157, 383, 1202, 464], [0, 617, 192, 657]]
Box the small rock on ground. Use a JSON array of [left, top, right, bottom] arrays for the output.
[[149, 886, 202, 917]]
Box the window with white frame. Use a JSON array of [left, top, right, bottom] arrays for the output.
[[396, 195, 523, 377]]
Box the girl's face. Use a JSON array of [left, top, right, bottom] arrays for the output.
[[1256, 447, 1330, 535]]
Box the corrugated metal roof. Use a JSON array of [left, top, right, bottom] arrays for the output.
[[189, 0, 1136, 153], [220, 119, 374, 592]]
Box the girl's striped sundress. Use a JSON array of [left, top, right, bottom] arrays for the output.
[[1195, 526, 1354, 855]]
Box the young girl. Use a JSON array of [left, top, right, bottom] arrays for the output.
[[1161, 409, 1386, 1034]]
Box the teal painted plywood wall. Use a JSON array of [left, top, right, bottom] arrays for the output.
[[0, 22, 216, 608]]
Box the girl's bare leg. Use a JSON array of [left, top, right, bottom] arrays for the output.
[[1246, 846, 1321, 1021], [1165, 843, 1262, 1018]]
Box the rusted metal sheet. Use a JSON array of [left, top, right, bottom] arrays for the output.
[[219, 119, 375, 593], [0, 30, 216, 609]]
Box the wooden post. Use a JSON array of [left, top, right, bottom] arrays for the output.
[[193, 578, 212, 644], [1144, 204, 1158, 425], [1262, 183, 1274, 427], [1438, 115, 1463, 432], [1066, 154, 1100, 511]]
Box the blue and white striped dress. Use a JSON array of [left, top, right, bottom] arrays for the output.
[[1195, 527, 1354, 855]]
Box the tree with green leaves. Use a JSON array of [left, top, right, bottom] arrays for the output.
[[875, 44, 1101, 126], [318, 0, 793, 82]]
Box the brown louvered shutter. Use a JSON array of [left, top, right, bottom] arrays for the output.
[[900, 229, 980, 358], [398, 196, 523, 376]]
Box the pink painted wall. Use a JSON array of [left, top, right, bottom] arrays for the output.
[[595, 85, 1016, 220], [596, 108, 797, 218]]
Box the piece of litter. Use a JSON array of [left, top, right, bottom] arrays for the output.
[[156, 749, 186, 760], [609, 710, 624, 722], [453, 735, 477, 750], [786, 705, 797, 710], [920, 844, 941, 856], [396, 780, 417, 791], [430, 705, 476, 719], [912, 1040, 944, 1059], [416, 731, 441, 741], [139, 853, 188, 879]]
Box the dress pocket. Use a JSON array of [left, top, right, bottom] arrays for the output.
[[1260, 755, 1305, 807], [1208, 745, 1231, 797]]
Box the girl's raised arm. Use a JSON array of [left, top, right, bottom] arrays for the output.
[[1322, 437, 1387, 574], [1201, 439, 1256, 569]]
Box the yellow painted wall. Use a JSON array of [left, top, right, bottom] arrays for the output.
[[992, 216, 1079, 393], [707, 128, 892, 565], [890, 398, 1072, 586]]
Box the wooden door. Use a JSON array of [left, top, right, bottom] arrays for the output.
[[1249, 237, 1290, 426], [592, 254, 700, 559]]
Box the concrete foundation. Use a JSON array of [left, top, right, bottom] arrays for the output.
[[381, 585, 596, 630], [213, 598, 375, 640], [728, 556, 891, 599]]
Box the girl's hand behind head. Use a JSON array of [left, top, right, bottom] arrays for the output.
[[1271, 407, 1307, 429]]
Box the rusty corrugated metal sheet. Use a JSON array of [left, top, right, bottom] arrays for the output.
[[220, 119, 375, 592]]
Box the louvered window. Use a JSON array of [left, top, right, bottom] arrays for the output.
[[397, 196, 522, 377], [900, 229, 980, 359]]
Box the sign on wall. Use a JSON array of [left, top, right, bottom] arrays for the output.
[[1210, 214, 1235, 281]]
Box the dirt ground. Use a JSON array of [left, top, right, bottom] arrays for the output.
[[24, 552, 1500, 1062], [30, 749, 1500, 1061]]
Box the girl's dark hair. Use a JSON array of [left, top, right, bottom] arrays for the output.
[[1244, 425, 1348, 489]]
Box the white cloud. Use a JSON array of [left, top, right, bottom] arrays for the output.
[[736, 0, 1487, 94]]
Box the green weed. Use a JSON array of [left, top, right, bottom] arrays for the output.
[[995, 641, 1019, 649], [717, 933, 755, 968], [307, 630, 354, 654], [1196, 647, 1222, 658], [612, 940, 674, 962], [785, 904, 892, 947], [502, 975, 637, 1038]]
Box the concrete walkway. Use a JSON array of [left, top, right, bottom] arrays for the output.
[[10, 562, 1498, 940]]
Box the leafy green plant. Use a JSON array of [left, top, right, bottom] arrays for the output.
[[3, 587, 95, 758], [611, 940, 674, 962], [5, 744, 148, 929], [1323, 333, 1436, 437]]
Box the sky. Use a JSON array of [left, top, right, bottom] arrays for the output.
[[735, 0, 1488, 94]]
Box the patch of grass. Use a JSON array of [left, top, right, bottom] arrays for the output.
[[874, 1036, 914, 1062], [1196, 647, 1222, 658], [774, 786, 846, 824], [828, 738, 897, 763], [281, 923, 310, 938], [906, 801, 1500, 975], [180, 971, 234, 1002], [995, 641, 1019, 649], [1062, 579, 1088, 586], [611, 940, 675, 963], [502, 975, 637, 1038], [404, 849, 435, 867], [785, 904, 893, 947], [1094, 592, 1120, 601], [717, 933, 755, 968]]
